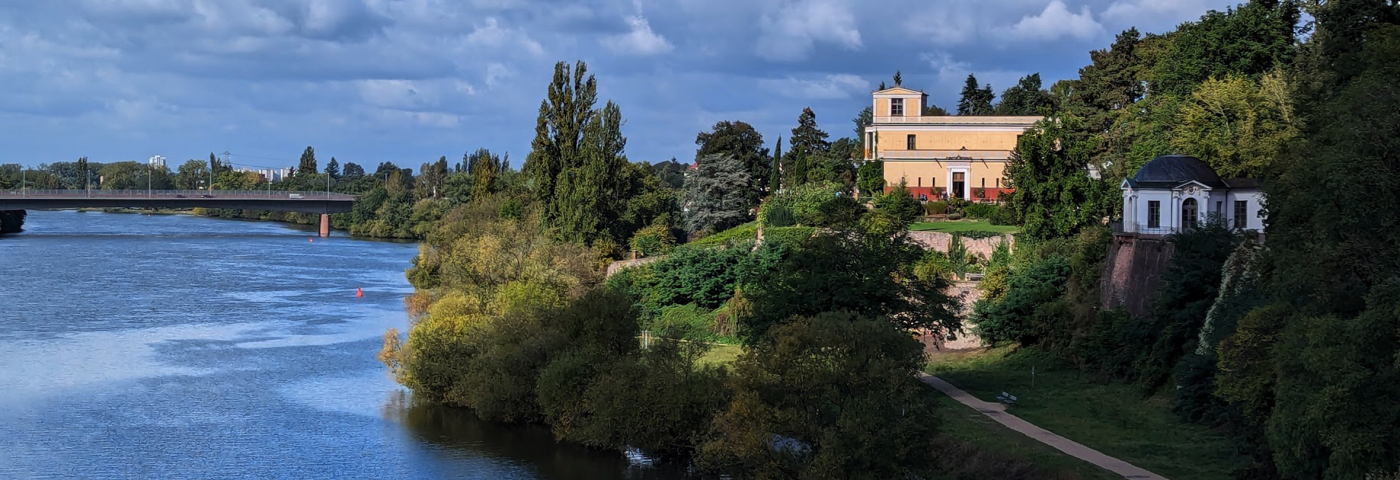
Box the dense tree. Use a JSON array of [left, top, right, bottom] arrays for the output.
[[297, 146, 317, 175], [651, 158, 687, 190], [342, 162, 365, 181], [957, 74, 995, 115], [923, 104, 950, 116], [698, 313, 940, 479], [742, 210, 959, 342], [523, 60, 596, 208], [856, 159, 885, 198], [995, 73, 1053, 115], [1150, 1, 1300, 98], [684, 154, 751, 235], [325, 157, 340, 180], [416, 157, 450, 199], [696, 121, 769, 203], [784, 108, 829, 187], [174, 159, 208, 190], [853, 106, 872, 150], [1004, 114, 1113, 239], [1213, 12, 1400, 478], [1171, 72, 1298, 179], [552, 100, 631, 247]]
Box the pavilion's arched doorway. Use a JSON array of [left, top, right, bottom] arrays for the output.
[[1182, 197, 1198, 230]]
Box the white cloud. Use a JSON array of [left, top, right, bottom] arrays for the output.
[[463, 17, 543, 56], [484, 63, 513, 89], [1100, 0, 1219, 33], [601, 15, 673, 56], [760, 74, 868, 100], [755, 0, 862, 61], [1003, 0, 1104, 42], [903, 10, 977, 45]]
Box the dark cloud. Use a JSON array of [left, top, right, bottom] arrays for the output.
[[0, 0, 1239, 167]]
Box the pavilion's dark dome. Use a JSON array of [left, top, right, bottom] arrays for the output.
[[1132, 155, 1225, 188]]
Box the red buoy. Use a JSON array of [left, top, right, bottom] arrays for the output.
[[356, 288, 363, 298], [309, 237, 314, 243]]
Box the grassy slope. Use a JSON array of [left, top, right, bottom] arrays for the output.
[[697, 342, 1117, 479], [933, 395, 1121, 480], [926, 347, 1247, 480], [687, 222, 758, 247], [910, 219, 1019, 234]]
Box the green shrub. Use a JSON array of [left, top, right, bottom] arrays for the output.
[[647, 304, 715, 341], [760, 199, 797, 228], [926, 201, 948, 215], [764, 226, 815, 247], [964, 203, 999, 219], [948, 212, 965, 220], [628, 223, 676, 256], [990, 203, 1018, 226], [873, 183, 924, 225]]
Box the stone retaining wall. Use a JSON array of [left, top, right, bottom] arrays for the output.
[[907, 231, 1014, 258]]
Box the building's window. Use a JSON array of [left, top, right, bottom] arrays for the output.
[[906, 134, 916, 150], [1234, 200, 1248, 229], [891, 98, 904, 116], [995, 178, 1000, 188], [1216, 201, 1223, 216], [917, 177, 921, 187], [1182, 198, 1198, 229], [981, 178, 985, 188], [1148, 201, 1161, 229]]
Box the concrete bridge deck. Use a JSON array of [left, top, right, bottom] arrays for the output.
[[0, 189, 355, 214]]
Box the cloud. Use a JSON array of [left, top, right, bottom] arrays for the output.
[[1003, 1, 1104, 42], [755, 0, 862, 61], [464, 17, 544, 56], [1100, 0, 1221, 33], [600, 15, 673, 55], [760, 74, 869, 100]]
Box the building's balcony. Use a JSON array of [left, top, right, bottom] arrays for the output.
[[877, 149, 1012, 161], [871, 116, 1041, 126]]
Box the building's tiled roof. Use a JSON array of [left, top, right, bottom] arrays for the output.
[[1132, 155, 1228, 188]]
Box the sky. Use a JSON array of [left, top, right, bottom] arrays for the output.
[[0, 0, 1242, 172]]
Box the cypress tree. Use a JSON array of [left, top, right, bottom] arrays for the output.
[[298, 146, 317, 175], [770, 136, 782, 195]]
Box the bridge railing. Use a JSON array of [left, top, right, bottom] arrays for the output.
[[1, 189, 355, 200]]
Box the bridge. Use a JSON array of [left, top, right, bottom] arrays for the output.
[[0, 189, 357, 236]]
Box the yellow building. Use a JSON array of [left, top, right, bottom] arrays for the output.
[[865, 86, 1039, 202]]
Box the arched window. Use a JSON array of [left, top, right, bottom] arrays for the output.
[[1182, 198, 1198, 230]]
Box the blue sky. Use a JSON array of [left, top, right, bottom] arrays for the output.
[[0, 0, 1239, 171]]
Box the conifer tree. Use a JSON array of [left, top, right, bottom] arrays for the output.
[[957, 74, 995, 115], [769, 136, 782, 195], [298, 146, 317, 175], [786, 108, 829, 187]]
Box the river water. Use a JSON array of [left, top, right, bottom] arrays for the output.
[[0, 210, 686, 480]]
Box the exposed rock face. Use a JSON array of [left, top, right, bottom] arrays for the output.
[[919, 280, 985, 352], [1100, 235, 1176, 318]]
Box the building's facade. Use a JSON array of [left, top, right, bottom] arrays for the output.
[[1120, 155, 1264, 235], [864, 86, 1039, 201], [148, 155, 166, 168]]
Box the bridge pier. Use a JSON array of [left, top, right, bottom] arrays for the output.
[[319, 214, 329, 238]]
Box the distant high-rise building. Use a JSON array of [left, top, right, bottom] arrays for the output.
[[148, 155, 167, 168]]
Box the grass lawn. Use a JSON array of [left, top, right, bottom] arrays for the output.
[[909, 219, 1019, 234], [933, 394, 1122, 480], [699, 343, 743, 366], [926, 346, 1247, 480]]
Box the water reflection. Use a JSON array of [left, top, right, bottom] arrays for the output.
[[383, 391, 700, 480]]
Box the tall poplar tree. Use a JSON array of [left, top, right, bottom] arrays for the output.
[[523, 60, 597, 210]]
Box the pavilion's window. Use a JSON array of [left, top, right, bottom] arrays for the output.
[[891, 98, 904, 116], [1148, 201, 1161, 229], [907, 134, 916, 150], [1234, 201, 1248, 229]]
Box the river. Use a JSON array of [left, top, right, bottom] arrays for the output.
[[0, 210, 689, 479]]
